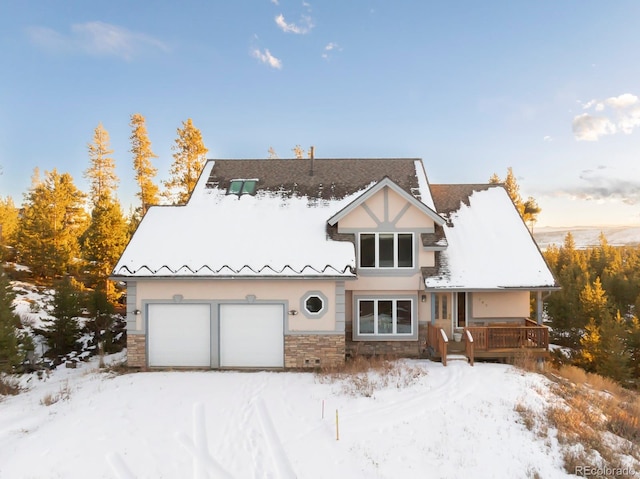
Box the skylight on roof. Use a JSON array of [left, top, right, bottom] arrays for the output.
[[227, 179, 257, 196]]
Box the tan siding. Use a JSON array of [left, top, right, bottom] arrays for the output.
[[471, 291, 530, 318], [135, 280, 337, 331]]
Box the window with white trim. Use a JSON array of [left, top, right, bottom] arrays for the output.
[[357, 299, 413, 336], [359, 233, 413, 268], [304, 295, 324, 314]]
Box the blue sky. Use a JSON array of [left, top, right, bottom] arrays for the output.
[[1, 1, 640, 226]]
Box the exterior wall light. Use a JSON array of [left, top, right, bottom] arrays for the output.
[[288, 309, 298, 315]]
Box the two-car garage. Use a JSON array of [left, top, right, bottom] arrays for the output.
[[146, 303, 285, 368]]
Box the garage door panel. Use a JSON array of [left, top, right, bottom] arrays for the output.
[[148, 303, 211, 367], [220, 304, 284, 368]]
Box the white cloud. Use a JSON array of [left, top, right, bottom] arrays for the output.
[[543, 136, 552, 142], [558, 170, 640, 205], [321, 42, 342, 59], [275, 13, 313, 34], [26, 21, 168, 60], [574, 92, 640, 141], [572, 113, 616, 141], [605, 93, 638, 109], [251, 48, 282, 69], [271, 0, 279, 4]]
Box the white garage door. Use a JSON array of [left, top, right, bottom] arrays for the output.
[[148, 303, 211, 367], [219, 304, 284, 368]]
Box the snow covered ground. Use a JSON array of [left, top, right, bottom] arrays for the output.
[[0, 356, 577, 479], [534, 225, 640, 250]]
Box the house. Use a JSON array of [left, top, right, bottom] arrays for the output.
[[111, 158, 558, 369]]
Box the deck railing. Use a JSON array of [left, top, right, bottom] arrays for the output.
[[464, 329, 474, 366], [427, 323, 449, 366], [465, 324, 548, 352]]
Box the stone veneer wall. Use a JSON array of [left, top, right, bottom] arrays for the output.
[[345, 322, 429, 358], [284, 334, 345, 368], [127, 334, 147, 368]]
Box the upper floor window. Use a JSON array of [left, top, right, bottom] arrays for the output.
[[359, 233, 413, 268], [227, 179, 257, 196]]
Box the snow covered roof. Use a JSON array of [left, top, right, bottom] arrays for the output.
[[425, 185, 557, 290], [113, 158, 433, 278]]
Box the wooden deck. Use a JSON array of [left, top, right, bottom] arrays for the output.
[[426, 322, 549, 365]]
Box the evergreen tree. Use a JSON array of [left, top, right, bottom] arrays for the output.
[[130, 113, 159, 216], [82, 197, 129, 285], [578, 318, 600, 372], [488, 168, 541, 226], [523, 196, 541, 232], [39, 277, 83, 360], [0, 263, 20, 373], [546, 233, 589, 347], [0, 196, 19, 250], [579, 277, 610, 326], [596, 311, 631, 382], [85, 284, 121, 355], [164, 119, 208, 204], [16, 169, 88, 277], [85, 123, 118, 206], [628, 316, 640, 384]]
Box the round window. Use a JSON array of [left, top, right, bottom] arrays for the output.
[[305, 295, 324, 314]]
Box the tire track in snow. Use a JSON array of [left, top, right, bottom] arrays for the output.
[[255, 398, 297, 479]]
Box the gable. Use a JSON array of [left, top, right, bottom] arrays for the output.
[[328, 177, 444, 231], [336, 184, 438, 231]]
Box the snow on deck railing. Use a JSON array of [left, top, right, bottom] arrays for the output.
[[464, 329, 474, 343], [439, 328, 449, 343]]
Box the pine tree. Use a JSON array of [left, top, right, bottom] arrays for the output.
[[82, 197, 129, 285], [0, 196, 19, 250], [596, 311, 631, 382], [578, 318, 600, 372], [503, 167, 525, 216], [628, 316, 640, 383], [130, 113, 159, 216], [164, 119, 209, 204], [85, 123, 118, 206], [0, 263, 20, 373], [488, 168, 541, 226], [39, 277, 83, 360], [16, 170, 88, 278], [579, 277, 610, 326]]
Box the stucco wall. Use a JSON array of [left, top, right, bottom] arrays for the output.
[[132, 279, 338, 332], [471, 291, 530, 319]]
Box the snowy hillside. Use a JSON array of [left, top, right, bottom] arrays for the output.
[[534, 225, 640, 250], [0, 356, 580, 479]]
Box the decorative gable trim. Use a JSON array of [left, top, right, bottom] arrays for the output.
[[327, 177, 445, 227]]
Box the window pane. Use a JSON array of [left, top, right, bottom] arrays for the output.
[[360, 234, 375, 267], [379, 234, 394, 267], [358, 301, 375, 334], [241, 180, 257, 195], [228, 181, 242, 195], [442, 294, 448, 319], [434, 294, 439, 320], [378, 300, 393, 334], [305, 296, 323, 313], [396, 300, 412, 334], [398, 234, 413, 267]]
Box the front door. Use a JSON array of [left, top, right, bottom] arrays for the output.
[[456, 292, 466, 329]]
